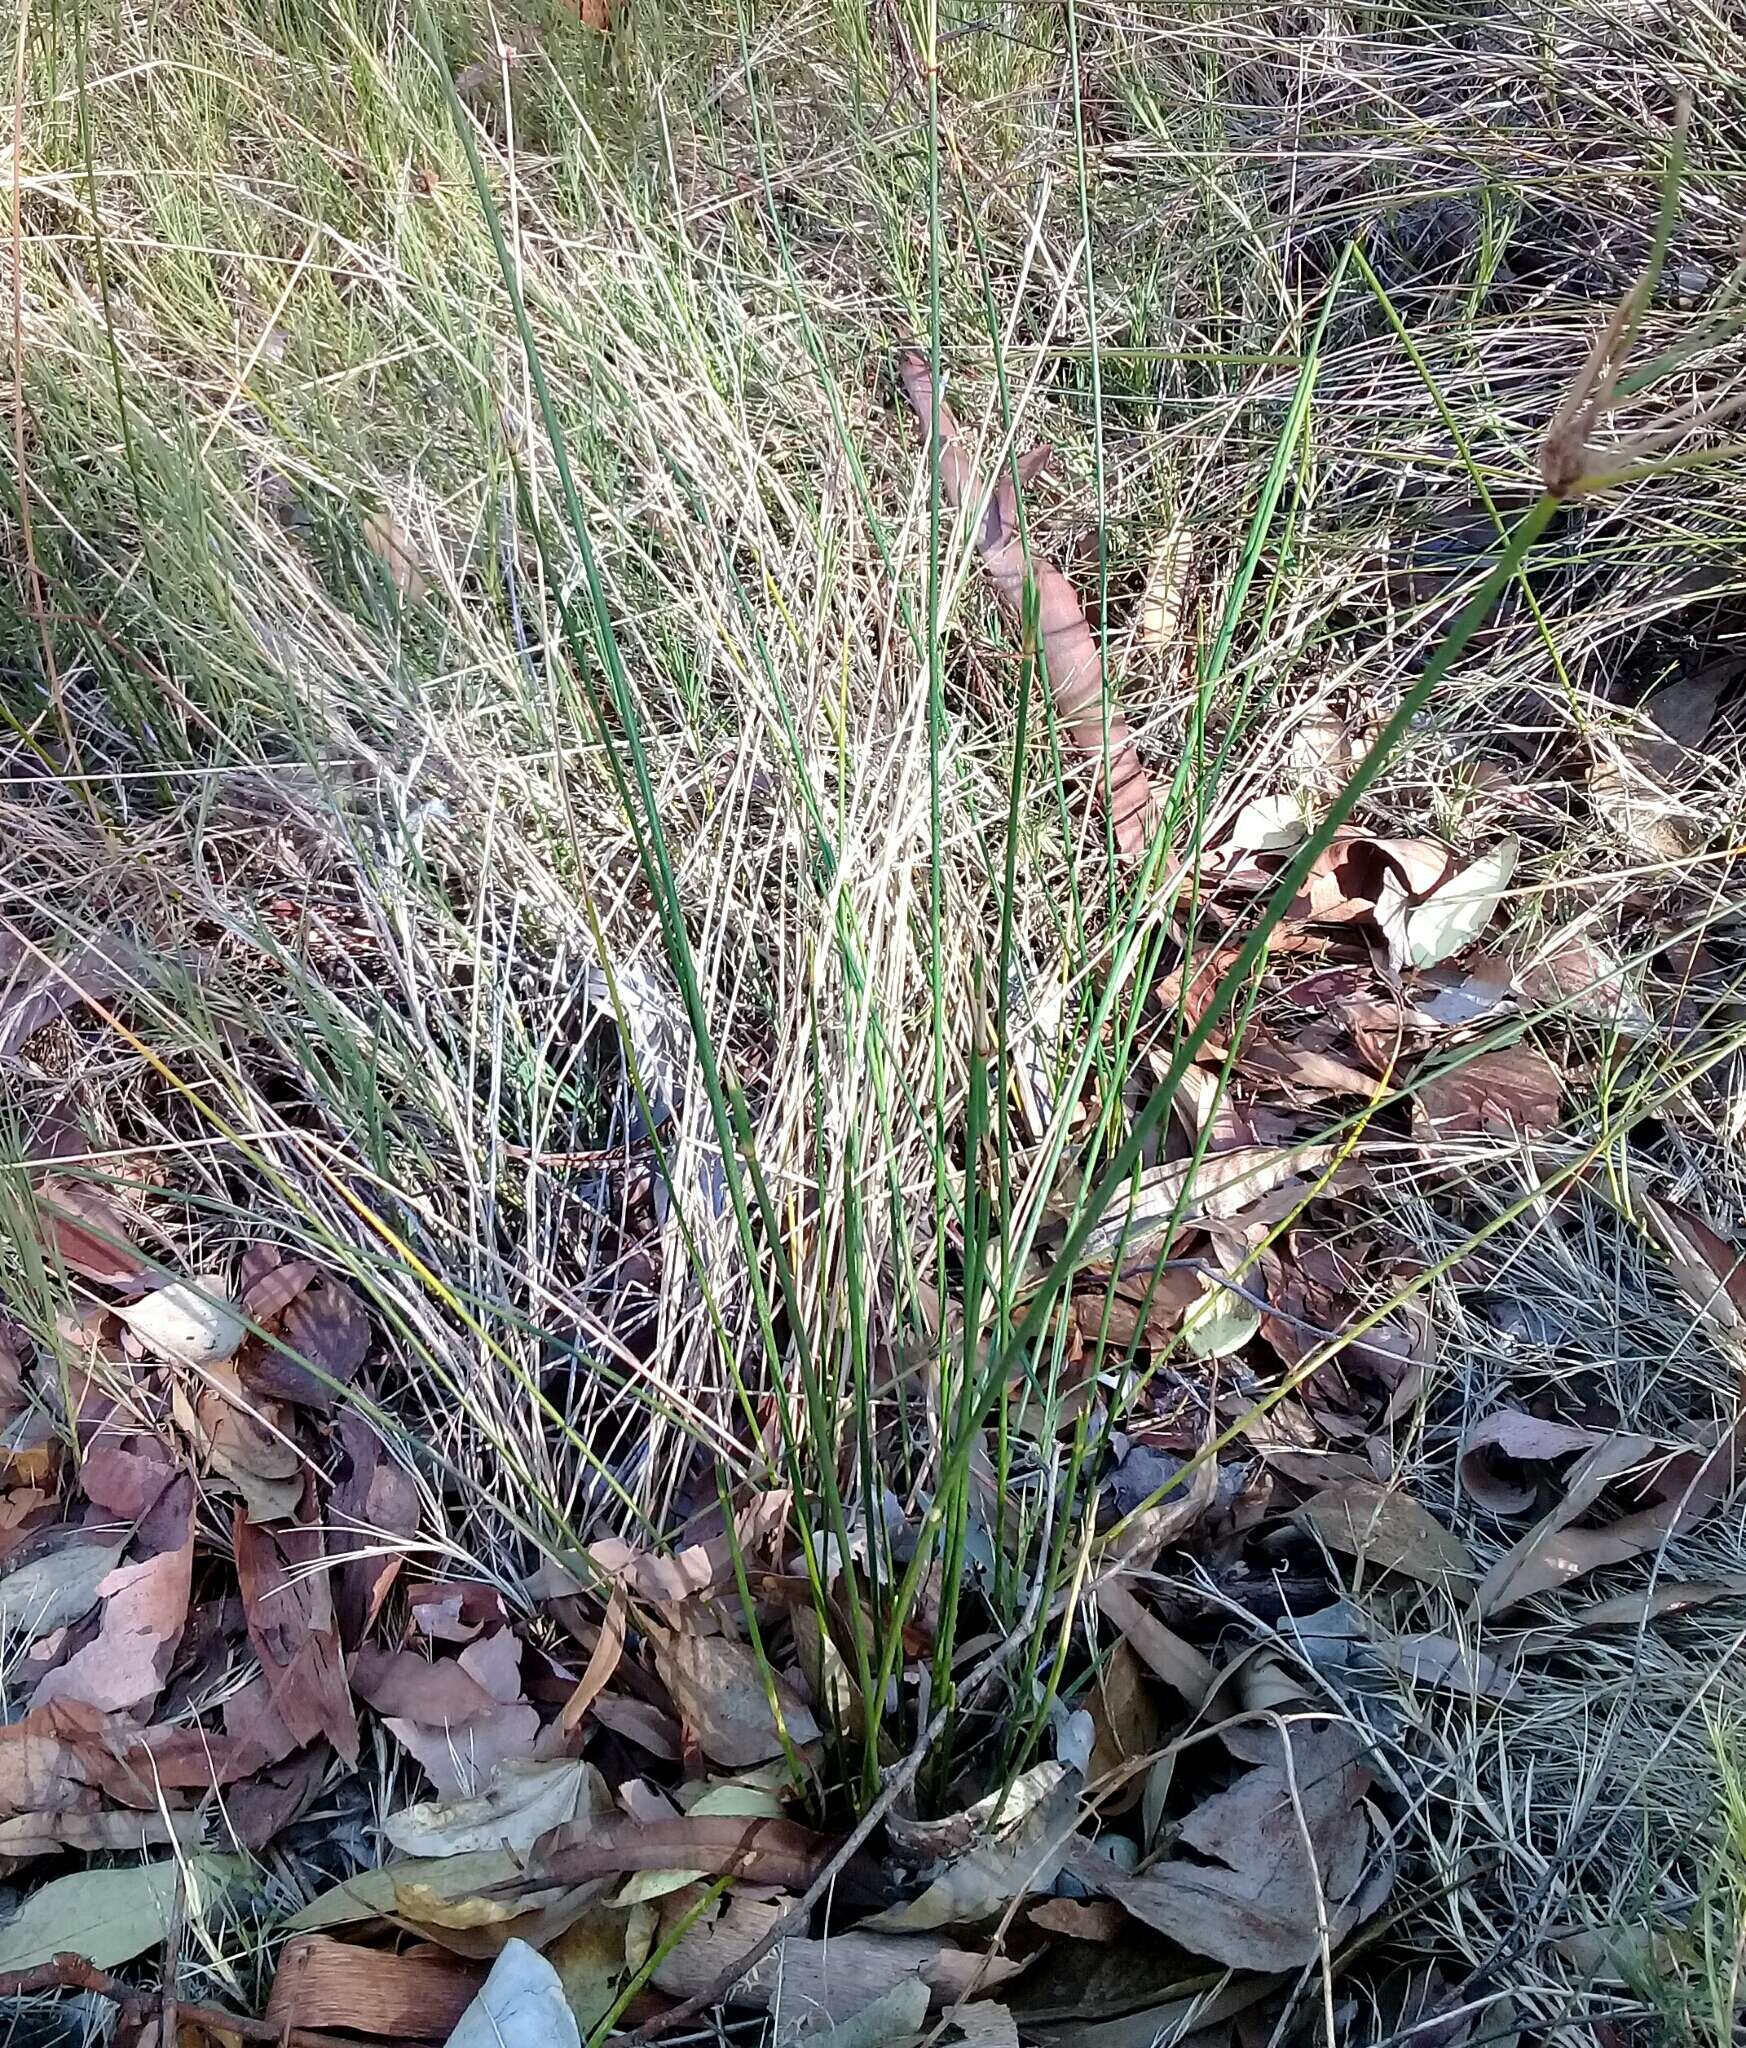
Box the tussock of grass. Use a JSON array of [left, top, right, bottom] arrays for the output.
[[6, 0, 1746, 2035]]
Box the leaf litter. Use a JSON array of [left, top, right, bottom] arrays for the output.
[[4, 344, 1746, 2048]]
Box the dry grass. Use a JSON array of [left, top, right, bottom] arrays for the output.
[[6, 0, 1746, 2035]]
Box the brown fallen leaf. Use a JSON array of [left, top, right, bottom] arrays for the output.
[[410, 1581, 508, 1642], [529, 1490, 792, 1609], [653, 1629, 820, 1767], [1065, 1722, 1385, 1971], [227, 1741, 330, 1848], [1095, 1579, 1215, 1709], [1296, 1479, 1476, 1589], [1637, 1196, 1746, 1335], [235, 1491, 359, 1762], [1458, 1409, 1610, 1513], [1026, 1898, 1125, 1942], [536, 1812, 836, 1892], [1478, 1429, 1740, 1615], [870, 1765, 1079, 1932], [589, 1693, 682, 1759], [178, 1362, 304, 1523], [252, 1268, 372, 1409], [266, 1933, 484, 2040], [1496, 1577, 1746, 1654], [32, 1180, 149, 1287], [330, 1409, 421, 1647], [380, 1627, 540, 1797], [1515, 928, 1648, 1033], [896, 351, 1154, 858], [1413, 1042, 1561, 1141], [558, 1584, 627, 1738], [77, 1435, 178, 1519], [349, 1646, 502, 1725], [34, 1475, 194, 1714], [1065, 1142, 1334, 1282], [361, 503, 428, 602], [1378, 1630, 1518, 1700]]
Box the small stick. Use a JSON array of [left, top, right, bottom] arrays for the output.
[[0, 1953, 283, 2043]]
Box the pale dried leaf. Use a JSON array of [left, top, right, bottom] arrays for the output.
[[118, 1277, 244, 1365], [1065, 1723, 1381, 1971], [0, 1536, 125, 1637], [1095, 1580, 1215, 1707], [1138, 522, 1190, 654], [1478, 1431, 1738, 1615], [287, 1851, 526, 1932], [0, 1854, 244, 1973], [361, 505, 428, 602], [1297, 1479, 1476, 1588], [805, 1978, 931, 2048], [1459, 1409, 1608, 1513], [1400, 837, 1518, 971], [1068, 1143, 1333, 1279], [386, 1757, 607, 1858], [897, 353, 1153, 857], [1414, 1043, 1561, 1141], [34, 1181, 149, 1286], [446, 1937, 580, 2048]]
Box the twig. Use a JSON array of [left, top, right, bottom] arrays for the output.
[[0, 1954, 283, 2043], [626, 1620, 1035, 2042]]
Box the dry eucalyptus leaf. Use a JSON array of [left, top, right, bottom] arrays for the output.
[[1068, 1142, 1333, 1279], [1478, 1429, 1739, 1615], [1413, 1042, 1561, 1141], [1227, 793, 1306, 854], [181, 1364, 304, 1524], [652, 1890, 1015, 2042], [1065, 1722, 1382, 1972], [653, 1629, 819, 1767], [446, 1938, 580, 2048], [1138, 522, 1190, 654], [386, 1757, 608, 1859], [34, 1479, 194, 1714], [118, 1277, 244, 1366], [33, 1181, 149, 1287], [1095, 1580, 1215, 1708], [0, 1536, 125, 1638], [897, 352, 1154, 857], [1400, 836, 1518, 971], [0, 1854, 245, 1974], [287, 1850, 525, 1931], [1297, 1479, 1476, 1588], [362, 505, 428, 602], [1638, 1196, 1746, 1334], [866, 1765, 1079, 1933], [1458, 1409, 1609, 1513]]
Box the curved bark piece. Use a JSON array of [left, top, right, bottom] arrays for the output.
[[897, 351, 1156, 858]]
